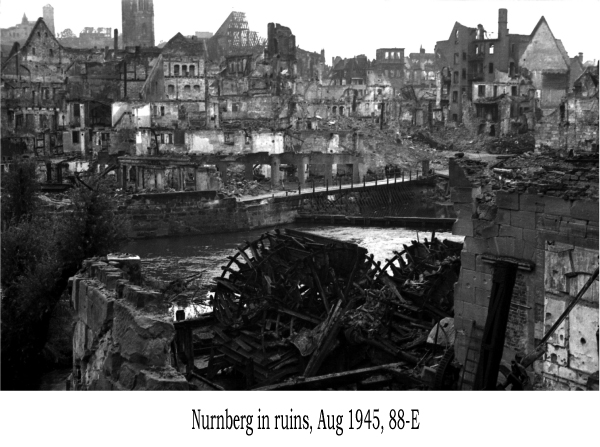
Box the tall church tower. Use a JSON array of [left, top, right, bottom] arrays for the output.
[[43, 4, 55, 36], [121, 0, 155, 48]]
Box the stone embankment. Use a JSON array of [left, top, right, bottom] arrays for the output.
[[70, 253, 188, 390]]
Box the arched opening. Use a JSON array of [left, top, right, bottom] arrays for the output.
[[183, 85, 191, 92], [489, 124, 496, 137], [332, 106, 337, 115], [189, 65, 195, 77], [339, 106, 345, 115]]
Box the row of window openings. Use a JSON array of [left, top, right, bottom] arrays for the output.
[[171, 65, 196, 77], [383, 51, 402, 60], [166, 84, 201, 95], [452, 63, 495, 83], [7, 87, 59, 99], [477, 85, 518, 97]]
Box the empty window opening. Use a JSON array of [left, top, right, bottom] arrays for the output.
[[193, 85, 200, 91], [452, 91, 458, 103], [489, 63, 494, 74], [493, 85, 498, 97], [478, 85, 485, 97], [168, 85, 174, 95], [72, 131, 80, 143], [511, 86, 518, 96], [462, 69, 466, 80], [173, 65, 180, 76], [183, 85, 191, 92], [182, 65, 188, 76], [189, 65, 195, 77], [160, 106, 165, 116], [489, 44, 494, 54]]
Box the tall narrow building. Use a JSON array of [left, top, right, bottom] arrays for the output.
[[121, 0, 155, 48]]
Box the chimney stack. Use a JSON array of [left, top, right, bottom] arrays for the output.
[[498, 8, 508, 39], [579, 52, 584, 63], [114, 29, 119, 51]]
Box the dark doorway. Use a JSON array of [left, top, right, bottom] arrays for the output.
[[489, 124, 496, 136], [473, 262, 518, 390]]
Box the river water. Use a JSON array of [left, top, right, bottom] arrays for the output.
[[124, 224, 465, 290]]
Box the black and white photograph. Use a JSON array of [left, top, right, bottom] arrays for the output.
[[0, 0, 598, 443]]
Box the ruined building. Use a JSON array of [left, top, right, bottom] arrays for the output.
[[450, 152, 598, 390], [434, 9, 571, 129], [121, 0, 155, 48]]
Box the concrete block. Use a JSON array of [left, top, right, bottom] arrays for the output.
[[73, 320, 88, 360], [537, 213, 561, 232], [571, 200, 599, 222], [474, 287, 490, 307], [520, 193, 544, 213], [472, 304, 489, 324], [560, 219, 587, 239], [523, 229, 537, 243], [104, 274, 122, 291], [451, 187, 475, 204], [455, 277, 475, 304], [544, 196, 571, 217], [494, 235, 518, 257], [510, 210, 536, 229], [475, 255, 494, 275], [496, 191, 519, 210], [460, 251, 476, 271], [464, 236, 488, 255], [453, 218, 474, 237], [115, 280, 128, 299], [461, 269, 492, 292], [112, 301, 175, 367], [496, 208, 511, 225], [474, 220, 499, 238], [454, 203, 474, 218], [86, 285, 115, 337], [78, 280, 90, 321], [522, 241, 537, 262], [499, 225, 523, 240]]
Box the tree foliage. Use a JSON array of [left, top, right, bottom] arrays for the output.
[[1, 169, 129, 389]]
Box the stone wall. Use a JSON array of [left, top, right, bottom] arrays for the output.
[[451, 162, 599, 390], [124, 190, 299, 238], [70, 254, 188, 390], [535, 96, 599, 152]]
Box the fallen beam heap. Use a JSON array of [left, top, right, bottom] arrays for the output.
[[201, 228, 463, 390]]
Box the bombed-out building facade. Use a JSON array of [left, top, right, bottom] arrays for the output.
[[1, 2, 598, 391]]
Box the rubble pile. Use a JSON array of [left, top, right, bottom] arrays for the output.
[[196, 228, 463, 390], [486, 132, 535, 155]]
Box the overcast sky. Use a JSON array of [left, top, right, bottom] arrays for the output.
[[1, 0, 598, 63]]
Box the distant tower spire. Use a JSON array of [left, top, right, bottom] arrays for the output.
[[22, 13, 29, 24]]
